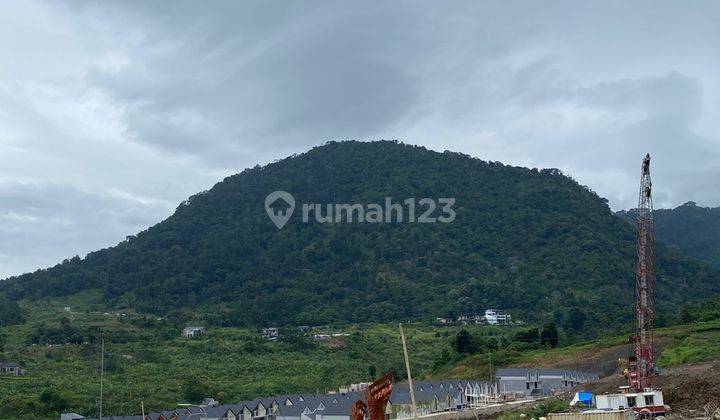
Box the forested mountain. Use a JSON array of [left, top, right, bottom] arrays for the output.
[[2, 141, 719, 336], [618, 202, 720, 267]]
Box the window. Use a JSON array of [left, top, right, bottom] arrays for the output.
[[644, 395, 654, 406], [526, 382, 530, 390], [627, 396, 636, 408]]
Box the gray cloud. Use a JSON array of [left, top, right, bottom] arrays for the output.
[[0, 181, 168, 278], [0, 0, 719, 277]]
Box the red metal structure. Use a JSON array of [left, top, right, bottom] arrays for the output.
[[350, 400, 368, 420], [350, 372, 393, 420], [629, 153, 655, 391], [366, 372, 393, 420], [600, 155, 664, 416]]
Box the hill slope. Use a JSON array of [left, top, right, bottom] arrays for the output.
[[2, 141, 719, 335], [618, 201, 720, 267]]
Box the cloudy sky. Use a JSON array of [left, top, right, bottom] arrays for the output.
[[1, 1, 719, 279]]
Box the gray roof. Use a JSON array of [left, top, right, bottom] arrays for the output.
[[0, 362, 21, 368], [81, 377, 511, 418], [276, 396, 357, 418], [227, 401, 254, 412], [276, 403, 312, 417], [318, 400, 354, 416], [495, 367, 599, 380], [495, 368, 536, 376], [61, 415, 86, 420], [204, 405, 236, 418]]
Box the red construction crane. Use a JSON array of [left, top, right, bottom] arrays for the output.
[[603, 154, 665, 416], [628, 153, 655, 391]]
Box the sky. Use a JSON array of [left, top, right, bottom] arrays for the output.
[[1, 1, 719, 279]]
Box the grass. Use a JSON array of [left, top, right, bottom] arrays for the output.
[[1, 291, 719, 419], [435, 320, 720, 379], [0, 291, 488, 419], [657, 320, 720, 367]]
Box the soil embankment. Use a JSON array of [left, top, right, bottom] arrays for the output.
[[508, 338, 719, 417], [510, 337, 673, 377]]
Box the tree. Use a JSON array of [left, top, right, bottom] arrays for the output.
[[680, 305, 696, 324], [0, 294, 25, 327], [2, 140, 718, 339], [565, 308, 588, 333], [454, 329, 472, 354], [514, 328, 539, 344], [182, 380, 213, 404], [39, 389, 69, 414], [540, 323, 559, 347]]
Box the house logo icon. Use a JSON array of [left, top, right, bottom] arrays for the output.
[[264, 191, 295, 229]]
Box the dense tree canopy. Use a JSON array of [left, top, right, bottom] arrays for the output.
[[618, 201, 720, 267], [0, 293, 24, 327], [540, 323, 559, 347], [454, 329, 473, 354], [2, 141, 719, 338]]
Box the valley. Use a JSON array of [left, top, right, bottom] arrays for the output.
[[1, 290, 719, 419]]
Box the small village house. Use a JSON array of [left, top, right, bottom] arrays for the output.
[[0, 362, 25, 376], [484, 309, 512, 325], [182, 326, 205, 338], [435, 317, 453, 325], [262, 328, 279, 341]]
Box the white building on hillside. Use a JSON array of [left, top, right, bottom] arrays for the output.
[[484, 309, 511, 325], [182, 326, 205, 338]]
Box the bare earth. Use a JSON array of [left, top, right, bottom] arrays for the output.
[[509, 340, 720, 418], [573, 361, 720, 418]]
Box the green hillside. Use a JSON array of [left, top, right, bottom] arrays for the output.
[[2, 141, 719, 337], [618, 201, 720, 267], [2, 291, 719, 419], [0, 291, 485, 418]]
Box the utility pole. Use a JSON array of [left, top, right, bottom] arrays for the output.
[[99, 337, 105, 420], [488, 351, 493, 383], [399, 324, 418, 420], [141, 401, 145, 419]]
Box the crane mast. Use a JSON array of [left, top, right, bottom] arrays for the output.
[[631, 153, 655, 391], [600, 154, 664, 415]]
